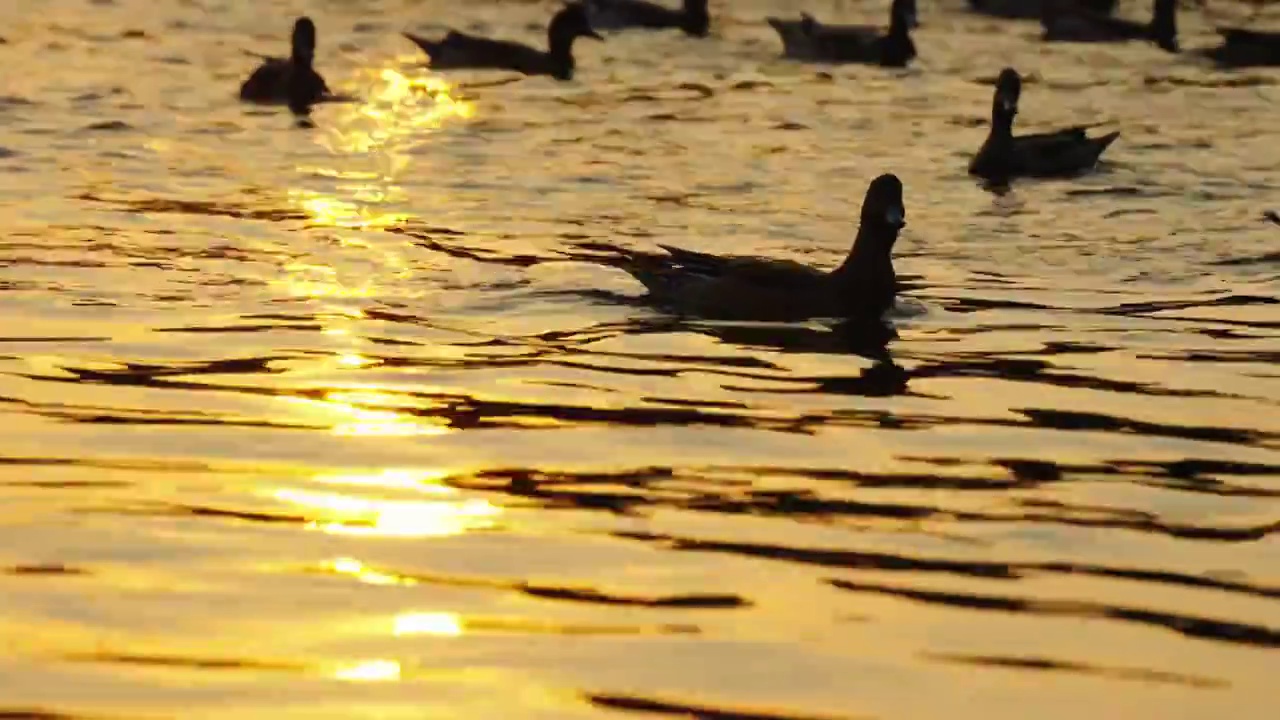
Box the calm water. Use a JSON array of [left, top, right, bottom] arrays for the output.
[[1, 0, 1278, 717]]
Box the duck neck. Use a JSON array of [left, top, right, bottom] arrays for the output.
[[832, 223, 898, 313], [1150, 0, 1178, 52], [990, 102, 1016, 141], [682, 0, 710, 36], [836, 223, 896, 276], [292, 49, 314, 69], [547, 29, 577, 79]]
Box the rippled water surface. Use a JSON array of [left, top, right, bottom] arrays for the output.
[[1, 0, 1278, 717]]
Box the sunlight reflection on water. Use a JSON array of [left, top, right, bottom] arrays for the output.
[[0, 0, 1277, 718]]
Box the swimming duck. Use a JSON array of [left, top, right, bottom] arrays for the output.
[[403, 3, 603, 81], [966, 0, 1116, 20], [1042, 0, 1180, 53], [1201, 26, 1280, 67], [969, 68, 1120, 183], [586, 0, 710, 37], [612, 174, 907, 322], [239, 17, 331, 105], [766, 0, 916, 67]]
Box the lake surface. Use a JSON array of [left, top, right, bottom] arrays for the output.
[[1, 0, 1277, 718]]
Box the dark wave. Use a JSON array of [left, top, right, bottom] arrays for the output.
[[827, 578, 1280, 648], [585, 694, 860, 720]]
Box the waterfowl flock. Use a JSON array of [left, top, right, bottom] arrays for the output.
[[238, 0, 1280, 325]]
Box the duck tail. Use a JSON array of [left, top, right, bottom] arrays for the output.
[[402, 32, 441, 56], [1094, 130, 1121, 151]]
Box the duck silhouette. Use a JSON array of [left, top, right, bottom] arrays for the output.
[[969, 68, 1120, 183], [766, 0, 916, 67], [1201, 26, 1280, 68], [403, 3, 603, 81], [586, 0, 711, 37], [967, 0, 1116, 20], [239, 17, 331, 105], [607, 174, 908, 322], [762, 0, 916, 66], [1042, 0, 1180, 53]]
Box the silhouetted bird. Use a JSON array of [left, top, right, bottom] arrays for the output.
[[403, 3, 603, 81], [1201, 26, 1280, 67], [239, 17, 331, 105], [586, 0, 711, 37], [967, 0, 1116, 20], [969, 68, 1120, 183], [1042, 0, 1180, 53], [609, 174, 908, 322], [766, 0, 916, 66]]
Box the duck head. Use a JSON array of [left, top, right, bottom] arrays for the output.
[[551, 3, 604, 44], [994, 67, 1021, 118], [860, 173, 906, 239], [900, 0, 919, 29], [682, 0, 711, 37], [291, 16, 317, 66]]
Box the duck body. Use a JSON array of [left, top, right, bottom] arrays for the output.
[[586, 0, 710, 37], [1202, 27, 1280, 67], [403, 3, 602, 80], [967, 0, 1116, 20], [614, 174, 907, 322], [1042, 0, 1179, 53], [239, 17, 330, 105], [766, 0, 916, 67], [969, 68, 1120, 183]]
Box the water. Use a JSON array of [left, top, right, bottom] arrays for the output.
[[1, 0, 1277, 717]]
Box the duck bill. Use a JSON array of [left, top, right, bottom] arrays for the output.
[[586, 28, 604, 41], [996, 91, 1017, 115], [884, 205, 906, 230]]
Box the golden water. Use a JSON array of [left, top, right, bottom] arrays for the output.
[[0, 0, 1277, 718]]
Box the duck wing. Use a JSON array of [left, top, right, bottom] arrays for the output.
[[239, 58, 290, 102], [589, 0, 682, 30], [1012, 127, 1120, 176], [1219, 27, 1280, 45], [405, 30, 546, 73], [1206, 26, 1280, 66], [239, 60, 329, 105], [969, 0, 1116, 20], [1043, 9, 1146, 42], [618, 245, 833, 321]]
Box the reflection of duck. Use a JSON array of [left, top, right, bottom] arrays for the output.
[[239, 17, 331, 106], [766, 0, 916, 67], [967, 0, 1116, 20], [1042, 0, 1180, 53], [969, 68, 1120, 183], [586, 0, 710, 37], [607, 174, 907, 322], [403, 3, 603, 81], [1201, 26, 1280, 67]]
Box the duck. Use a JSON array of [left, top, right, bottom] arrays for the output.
[[586, 0, 710, 37], [766, 0, 916, 67], [239, 17, 331, 105], [966, 0, 1116, 21], [1201, 26, 1280, 68], [969, 68, 1120, 183], [403, 3, 603, 81], [610, 174, 907, 322], [1042, 0, 1180, 53]]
